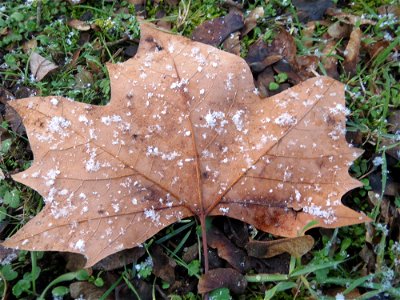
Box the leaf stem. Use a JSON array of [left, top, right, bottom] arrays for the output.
[[200, 213, 209, 273]]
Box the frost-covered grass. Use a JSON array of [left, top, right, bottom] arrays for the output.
[[0, 0, 399, 299]]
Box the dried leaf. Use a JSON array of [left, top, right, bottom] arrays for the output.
[[326, 8, 376, 26], [272, 60, 302, 84], [322, 39, 339, 79], [292, 0, 333, 22], [198, 268, 247, 294], [343, 28, 362, 75], [245, 27, 297, 72], [22, 39, 38, 54], [222, 32, 241, 56], [255, 67, 275, 98], [242, 6, 264, 36], [302, 22, 316, 48], [0, 88, 25, 135], [68, 19, 91, 31], [150, 245, 176, 284], [29, 52, 58, 82], [207, 227, 251, 272], [363, 40, 391, 61], [295, 55, 319, 79], [69, 282, 112, 300], [245, 235, 315, 258], [2, 24, 369, 267], [378, 4, 400, 17], [327, 21, 352, 39], [192, 10, 244, 46]]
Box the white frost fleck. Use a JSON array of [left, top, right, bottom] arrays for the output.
[[101, 115, 122, 126], [48, 116, 71, 135], [274, 113, 297, 127], [50, 98, 59, 106], [73, 239, 85, 252], [219, 207, 229, 214], [231, 110, 245, 132]]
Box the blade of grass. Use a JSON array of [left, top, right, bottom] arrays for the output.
[[99, 275, 123, 300], [290, 260, 344, 277], [172, 228, 192, 256], [264, 282, 297, 300], [155, 220, 194, 244], [245, 273, 289, 283]]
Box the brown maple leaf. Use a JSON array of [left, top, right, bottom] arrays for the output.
[[2, 24, 369, 268]]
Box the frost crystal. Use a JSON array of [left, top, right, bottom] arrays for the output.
[[101, 115, 122, 126], [44, 168, 60, 187], [50, 98, 59, 106], [274, 113, 297, 127], [231, 110, 245, 132], [73, 239, 86, 252], [85, 148, 101, 172], [303, 205, 337, 224], [329, 104, 350, 116], [372, 156, 383, 166], [144, 207, 161, 225], [48, 116, 71, 135], [225, 73, 234, 90]]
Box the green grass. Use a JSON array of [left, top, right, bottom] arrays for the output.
[[1, 0, 399, 299]]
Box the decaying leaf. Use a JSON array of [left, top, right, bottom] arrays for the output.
[[327, 21, 352, 39], [322, 39, 339, 79], [222, 32, 241, 56], [245, 235, 315, 258], [29, 52, 58, 82], [292, 0, 333, 22], [2, 24, 369, 267], [68, 19, 91, 31], [245, 27, 297, 72], [198, 268, 247, 294], [69, 282, 112, 300], [343, 28, 362, 75], [242, 6, 264, 36], [326, 8, 377, 26], [207, 227, 254, 272], [192, 10, 244, 46]]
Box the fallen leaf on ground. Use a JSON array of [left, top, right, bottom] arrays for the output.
[[30, 52, 58, 82], [322, 39, 339, 79], [68, 19, 91, 31], [222, 32, 241, 56], [255, 67, 275, 98], [192, 10, 244, 46], [343, 28, 362, 75], [292, 0, 333, 22], [69, 282, 112, 300], [22, 39, 38, 54], [245, 235, 315, 258], [198, 268, 247, 294], [150, 245, 176, 284], [363, 40, 391, 61], [327, 21, 352, 39], [242, 6, 264, 36], [295, 55, 319, 79], [326, 8, 376, 26], [2, 24, 369, 267], [0, 88, 25, 135], [302, 22, 316, 48], [207, 227, 254, 272], [245, 27, 297, 72]]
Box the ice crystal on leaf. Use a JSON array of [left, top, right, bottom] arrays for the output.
[[2, 24, 369, 267]]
